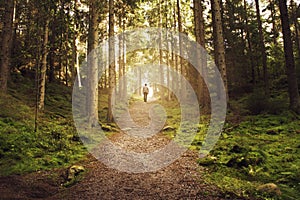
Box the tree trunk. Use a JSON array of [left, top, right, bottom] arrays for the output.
[[243, 0, 255, 85], [211, 0, 228, 100], [159, 0, 164, 100], [0, 0, 14, 93], [38, 19, 50, 111], [164, 0, 170, 100], [194, 0, 209, 110], [269, 0, 278, 45], [11, 1, 18, 72], [118, 13, 123, 97], [291, 0, 300, 59], [122, 17, 127, 99], [278, 0, 300, 113], [87, 0, 99, 126], [255, 0, 269, 95], [75, 37, 82, 88], [107, 0, 115, 122], [173, 2, 179, 95], [71, 32, 77, 85], [177, 0, 186, 98], [49, 25, 56, 83], [164, 0, 171, 101]]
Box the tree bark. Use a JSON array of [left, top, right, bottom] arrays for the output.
[[87, 0, 99, 126], [0, 0, 15, 93], [177, 0, 186, 98], [122, 16, 127, 99], [165, 0, 171, 101], [38, 19, 50, 111], [269, 0, 278, 45], [211, 0, 228, 100], [172, 3, 179, 95], [255, 0, 269, 95], [71, 32, 77, 85], [278, 0, 300, 113], [194, 0, 209, 110], [243, 0, 255, 85], [291, 0, 300, 59], [107, 0, 115, 122], [118, 13, 123, 98], [159, 0, 164, 100], [48, 23, 56, 83]]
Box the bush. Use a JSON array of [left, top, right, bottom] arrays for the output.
[[267, 98, 287, 115], [246, 90, 287, 115], [246, 90, 269, 115]]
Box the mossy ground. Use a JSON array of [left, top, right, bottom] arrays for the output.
[[159, 93, 300, 199], [0, 78, 88, 176], [203, 113, 300, 199], [1, 77, 300, 199]]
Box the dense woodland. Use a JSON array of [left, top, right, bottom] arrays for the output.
[[0, 0, 299, 113], [0, 0, 300, 199]]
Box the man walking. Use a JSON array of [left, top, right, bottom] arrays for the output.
[[143, 84, 149, 102]]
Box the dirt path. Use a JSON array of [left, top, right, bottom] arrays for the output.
[[0, 100, 240, 199]]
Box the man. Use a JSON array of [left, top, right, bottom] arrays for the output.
[[143, 83, 149, 102]]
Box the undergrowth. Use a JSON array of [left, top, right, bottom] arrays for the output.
[[199, 111, 300, 199], [160, 92, 300, 199], [0, 80, 87, 176], [2, 76, 300, 200]]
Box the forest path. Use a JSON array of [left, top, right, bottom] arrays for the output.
[[46, 100, 227, 199], [0, 100, 231, 200]]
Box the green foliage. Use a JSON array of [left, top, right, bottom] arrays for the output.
[[0, 83, 87, 176], [201, 113, 300, 199], [160, 95, 300, 199], [245, 89, 288, 115]]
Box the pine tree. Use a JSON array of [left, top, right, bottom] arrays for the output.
[[211, 0, 228, 100], [107, 0, 116, 122], [278, 0, 300, 113], [87, 0, 99, 126], [255, 0, 269, 95], [0, 0, 14, 93]]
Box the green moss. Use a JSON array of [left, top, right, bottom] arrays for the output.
[[202, 112, 300, 199], [159, 97, 300, 199], [0, 82, 87, 176]]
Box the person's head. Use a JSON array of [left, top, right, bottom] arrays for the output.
[[145, 84, 147, 86]]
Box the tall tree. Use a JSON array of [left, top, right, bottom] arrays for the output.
[[177, 0, 186, 97], [0, 0, 15, 93], [290, 0, 300, 59], [194, 0, 205, 47], [38, 19, 50, 111], [87, 0, 99, 126], [211, 0, 228, 99], [172, 2, 179, 94], [193, 0, 209, 110], [122, 9, 127, 99], [48, 14, 57, 83], [159, 0, 164, 100], [165, 0, 171, 101], [243, 0, 255, 85], [255, 0, 269, 95], [117, 6, 124, 97], [278, 0, 300, 113], [107, 0, 115, 122], [268, 0, 279, 45]]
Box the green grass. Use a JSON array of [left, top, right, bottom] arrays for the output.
[[158, 93, 300, 199], [0, 80, 88, 176], [0, 76, 121, 176], [2, 76, 300, 199], [199, 113, 300, 199]]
